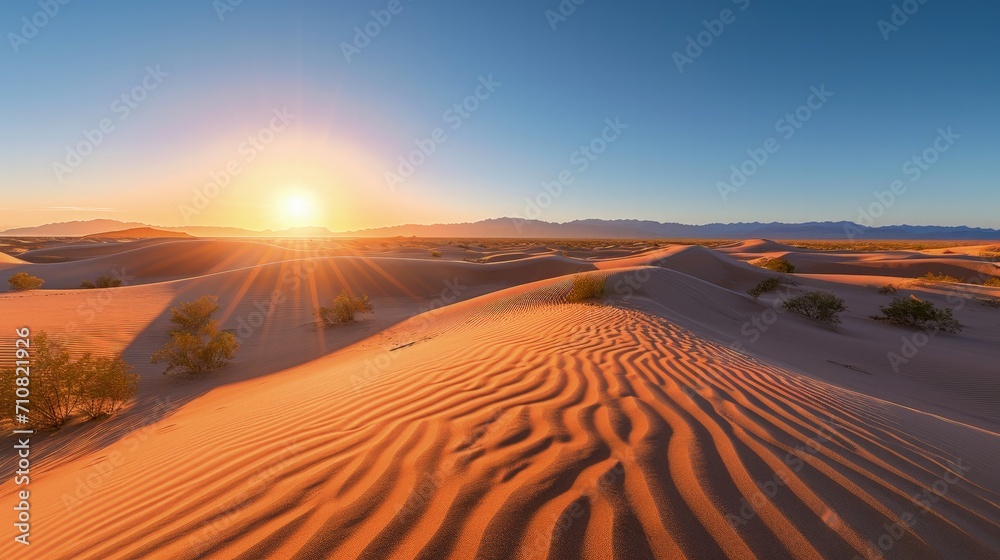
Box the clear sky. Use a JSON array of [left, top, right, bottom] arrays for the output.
[[1, 0, 997, 231]]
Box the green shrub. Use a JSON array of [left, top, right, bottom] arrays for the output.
[[748, 277, 781, 300], [878, 284, 898, 295], [152, 295, 240, 375], [431, 251, 442, 258], [871, 296, 963, 334], [920, 272, 962, 283], [567, 275, 605, 302], [96, 275, 122, 288], [983, 277, 1000, 288], [317, 290, 375, 326], [781, 291, 847, 329], [80, 280, 96, 289], [0, 332, 138, 428], [755, 257, 795, 274], [8, 272, 44, 291], [77, 354, 139, 418]]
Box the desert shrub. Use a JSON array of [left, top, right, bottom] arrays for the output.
[[316, 290, 375, 326], [748, 277, 781, 300], [431, 251, 442, 258], [920, 272, 962, 283], [983, 277, 1000, 287], [77, 354, 139, 418], [8, 272, 44, 291], [0, 332, 137, 428], [152, 295, 240, 375], [871, 296, 963, 334], [95, 275, 122, 288], [755, 257, 795, 274], [878, 284, 898, 295], [567, 275, 605, 302], [976, 297, 1000, 309], [781, 291, 847, 329], [81, 275, 121, 289]]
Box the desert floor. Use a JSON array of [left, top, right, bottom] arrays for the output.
[[1, 237, 998, 559]]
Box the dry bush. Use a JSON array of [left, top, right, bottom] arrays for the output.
[[871, 295, 963, 334], [317, 290, 375, 326], [8, 272, 44, 291], [431, 251, 442, 257], [920, 272, 962, 283], [0, 332, 138, 428], [78, 354, 139, 418], [754, 257, 795, 274], [781, 291, 846, 329], [748, 277, 780, 300], [983, 277, 1000, 287], [152, 295, 240, 375], [567, 275, 605, 302]]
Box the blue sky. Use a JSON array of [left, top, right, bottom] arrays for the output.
[[1, 0, 997, 231]]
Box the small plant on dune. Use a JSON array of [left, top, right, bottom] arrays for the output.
[[871, 295, 963, 334], [567, 275, 605, 302], [781, 291, 847, 329], [8, 272, 44, 291], [1, 333, 138, 428], [431, 251, 442, 258], [79, 275, 123, 289], [77, 354, 139, 418], [754, 257, 795, 274], [920, 272, 962, 284], [152, 295, 240, 375], [747, 277, 781, 300], [316, 290, 375, 326], [983, 277, 1000, 288], [878, 284, 898, 295]]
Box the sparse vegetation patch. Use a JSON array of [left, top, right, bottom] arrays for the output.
[[871, 295, 963, 334], [317, 290, 375, 325], [748, 277, 781, 300], [567, 275, 605, 302], [781, 291, 846, 329]]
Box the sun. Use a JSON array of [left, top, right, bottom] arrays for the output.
[[285, 196, 309, 219]]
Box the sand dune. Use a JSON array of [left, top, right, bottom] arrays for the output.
[[3, 269, 998, 559], [1, 240, 998, 559]]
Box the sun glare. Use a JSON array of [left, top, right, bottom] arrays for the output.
[[286, 196, 309, 218]]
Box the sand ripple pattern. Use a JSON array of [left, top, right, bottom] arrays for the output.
[[6, 298, 1000, 560]]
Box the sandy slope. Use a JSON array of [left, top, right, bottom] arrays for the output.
[[1, 240, 998, 559]]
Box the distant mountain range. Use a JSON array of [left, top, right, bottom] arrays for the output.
[[2, 218, 998, 240]]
